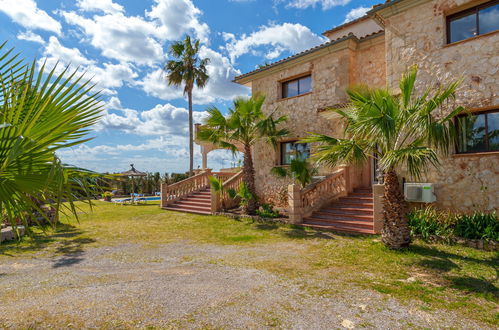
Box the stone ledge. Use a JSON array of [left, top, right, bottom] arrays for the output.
[[1, 226, 26, 243]]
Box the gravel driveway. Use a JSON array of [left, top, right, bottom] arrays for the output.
[[0, 241, 492, 329]]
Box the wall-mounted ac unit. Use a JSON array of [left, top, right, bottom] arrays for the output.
[[404, 183, 436, 203]]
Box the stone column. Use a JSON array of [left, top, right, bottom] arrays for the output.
[[339, 165, 352, 194], [160, 183, 168, 208], [288, 184, 303, 224], [201, 146, 208, 170], [372, 184, 385, 234], [210, 190, 219, 214]]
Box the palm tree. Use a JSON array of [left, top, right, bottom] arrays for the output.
[[0, 41, 102, 230], [198, 95, 288, 214], [271, 158, 317, 188], [165, 35, 210, 176], [303, 67, 464, 249]]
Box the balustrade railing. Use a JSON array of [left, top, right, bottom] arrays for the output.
[[160, 170, 212, 207], [288, 166, 350, 223]]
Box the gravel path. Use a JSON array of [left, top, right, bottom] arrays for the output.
[[0, 242, 492, 329]]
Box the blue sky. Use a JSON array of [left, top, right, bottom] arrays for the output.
[[0, 0, 378, 174]]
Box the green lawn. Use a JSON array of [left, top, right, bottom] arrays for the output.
[[1, 201, 498, 325]]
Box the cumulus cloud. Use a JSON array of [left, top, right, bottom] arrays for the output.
[[343, 6, 370, 23], [139, 46, 249, 104], [0, 0, 62, 34], [96, 102, 208, 136], [146, 0, 210, 43], [223, 23, 327, 63], [61, 0, 211, 65], [17, 31, 44, 44], [39, 36, 137, 93], [61, 11, 164, 65], [76, 0, 124, 14], [283, 0, 351, 10]]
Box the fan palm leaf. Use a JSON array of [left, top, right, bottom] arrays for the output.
[[0, 42, 102, 231]]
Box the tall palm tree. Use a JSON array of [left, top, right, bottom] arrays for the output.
[[303, 67, 464, 249], [165, 35, 210, 176], [198, 95, 288, 214], [0, 41, 102, 229]]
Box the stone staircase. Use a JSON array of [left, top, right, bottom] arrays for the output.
[[302, 187, 375, 234], [163, 188, 212, 215]]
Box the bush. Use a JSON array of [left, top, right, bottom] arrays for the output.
[[408, 206, 455, 241], [454, 211, 498, 241], [102, 192, 113, 201], [256, 203, 280, 218], [408, 206, 499, 242]]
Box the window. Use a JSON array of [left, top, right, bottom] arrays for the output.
[[447, 0, 499, 43], [280, 141, 311, 165], [456, 110, 499, 153], [282, 75, 312, 98]]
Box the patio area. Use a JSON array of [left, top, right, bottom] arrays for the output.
[[0, 202, 497, 328]]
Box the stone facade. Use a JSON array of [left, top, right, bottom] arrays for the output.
[[229, 0, 498, 212], [246, 35, 386, 207], [377, 0, 498, 211]]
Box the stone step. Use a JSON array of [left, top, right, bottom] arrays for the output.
[[304, 217, 373, 229], [339, 196, 373, 202], [312, 211, 373, 220], [175, 200, 211, 207], [317, 207, 374, 215], [300, 222, 375, 235], [186, 196, 211, 202], [330, 201, 374, 208], [163, 205, 211, 215]]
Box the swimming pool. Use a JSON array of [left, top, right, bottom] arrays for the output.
[[143, 196, 160, 201]]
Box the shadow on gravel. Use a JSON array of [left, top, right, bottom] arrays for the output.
[[409, 244, 499, 300], [52, 237, 96, 268], [0, 223, 83, 256]]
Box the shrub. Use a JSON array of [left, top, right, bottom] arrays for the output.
[[454, 211, 498, 241], [408, 206, 455, 241], [256, 204, 280, 218], [408, 207, 499, 242], [102, 192, 113, 201]]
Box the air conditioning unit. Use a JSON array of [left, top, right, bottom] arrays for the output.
[[404, 183, 436, 203]]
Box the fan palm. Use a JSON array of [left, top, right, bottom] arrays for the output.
[[198, 95, 288, 214], [271, 157, 317, 188], [0, 41, 102, 230], [165, 35, 210, 176], [303, 66, 464, 248]]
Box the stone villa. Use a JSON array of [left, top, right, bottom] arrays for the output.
[[162, 0, 498, 234]]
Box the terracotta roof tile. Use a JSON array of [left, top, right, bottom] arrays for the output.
[[234, 30, 384, 82]]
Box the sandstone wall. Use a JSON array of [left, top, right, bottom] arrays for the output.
[[382, 0, 499, 211], [250, 36, 385, 207]]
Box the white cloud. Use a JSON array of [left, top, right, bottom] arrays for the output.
[[61, 11, 164, 65], [343, 6, 370, 23], [76, 0, 124, 14], [223, 23, 327, 63], [139, 46, 249, 104], [146, 0, 210, 43], [17, 31, 44, 44], [62, 0, 211, 65], [0, 0, 62, 34], [96, 102, 209, 136], [39, 36, 137, 92], [284, 0, 351, 10]]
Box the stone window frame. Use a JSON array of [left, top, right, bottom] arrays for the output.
[[279, 72, 312, 100], [455, 108, 499, 154], [446, 0, 499, 44]]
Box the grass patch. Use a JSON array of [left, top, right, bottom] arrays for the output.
[[1, 201, 497, 326]]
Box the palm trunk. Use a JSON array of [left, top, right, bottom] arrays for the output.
[[188, 89, 194, 176], [242, 143, 257, 214], [381, 169, 411, 249]]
